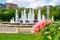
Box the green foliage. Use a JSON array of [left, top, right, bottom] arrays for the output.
[[54, 6, 60, 20], [34, 9, 38, 19], [0, 7, 15, 21]]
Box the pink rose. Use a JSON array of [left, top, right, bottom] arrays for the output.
[[32, 20, 46, 34]]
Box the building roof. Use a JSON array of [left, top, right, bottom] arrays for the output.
[[5, 3, 18, 6]]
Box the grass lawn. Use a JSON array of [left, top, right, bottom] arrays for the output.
[[0, 33, 37, 40]]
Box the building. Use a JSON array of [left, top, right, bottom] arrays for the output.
[[5, 3, 18, 9], [0, 3, 6, 8], [0, 3, 18, 9]]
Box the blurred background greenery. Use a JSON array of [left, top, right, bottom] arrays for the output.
[[0, 5, 60, 21]]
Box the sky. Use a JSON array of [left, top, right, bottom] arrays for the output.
[[0, 0, 60, 8]]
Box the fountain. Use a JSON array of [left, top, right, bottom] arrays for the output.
[[32, 9, 35, 21], [52, 16, 54, 21], [42, 14, 45, 20], [31, 9, 34, 23], [10, 10, 20, 23], [22, 9, 27, 24], [28, 9, 32, 23], [10, 17, 15, 23], [28, 9, 34, 24], [15, 10, 19, 23], [28, 12, 30, 21], [10, 7, 53, 24], [38, 8, 41, 21], [20, 11, 24, 20]]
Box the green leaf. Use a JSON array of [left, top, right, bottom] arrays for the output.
[[54, 32, 60, 40]]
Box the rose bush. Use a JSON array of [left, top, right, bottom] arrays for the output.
[[32, 20, 60, 40]]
